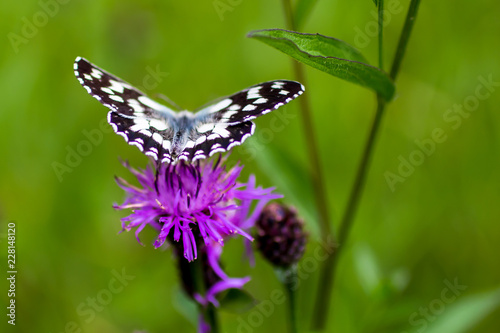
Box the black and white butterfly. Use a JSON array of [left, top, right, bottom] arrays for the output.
[[74, 57, 304, 164]]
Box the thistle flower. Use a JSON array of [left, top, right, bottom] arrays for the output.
[[175, 241, 251, 307], [114, 157, 282, 262], [255, 203, 307, 267]]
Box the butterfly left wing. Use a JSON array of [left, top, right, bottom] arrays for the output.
[[74, 57, 178, 163], [176, 80, 304, 161]]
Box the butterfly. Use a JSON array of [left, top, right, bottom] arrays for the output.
[[74, 57, 304, 164]]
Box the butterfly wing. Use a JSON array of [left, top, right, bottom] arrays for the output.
[[74, 57, 177, 163], [177, 80, 304, 161], [196, 80, 305, 125]]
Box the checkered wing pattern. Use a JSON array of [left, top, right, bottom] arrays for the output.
[[74, 57, 304, 163]]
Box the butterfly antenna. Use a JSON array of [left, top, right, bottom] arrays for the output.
[[155, 93, 183, 111]]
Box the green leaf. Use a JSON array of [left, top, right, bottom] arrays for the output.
[[248, 29, 395, 101], [372, 0, 379, 6], [218, 289, 256, 314], [414, 287, 500, 333], [172, 286, 198, 327], [294, 0, 318, 30]]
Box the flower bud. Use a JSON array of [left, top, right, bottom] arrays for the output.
[[255, 203, 307, 267]]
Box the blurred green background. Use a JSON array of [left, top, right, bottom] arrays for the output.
[[1, 1, 500, 332]]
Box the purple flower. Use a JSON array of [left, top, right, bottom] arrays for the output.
[[114, 157, 282, 262], [193, 242, 250, 333], [193, 242, 251, 307]]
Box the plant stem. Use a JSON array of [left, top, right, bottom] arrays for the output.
[[390, 0, 421, 80], [281, 0, 333, 239], [281, 2, 337, 329], [281, 0, 295, 29], [338, 96, 386, 243], [291, 61, 333, 237], [311, 98, 386, 331], [185, 251, 220, 333], [284, 270, 298, 333], [205, 304, 219, 333], [311, 0, 421, 330], [311, 254, 337, 329], [338, 0, 422, 244], [378, 0, 384, 70]]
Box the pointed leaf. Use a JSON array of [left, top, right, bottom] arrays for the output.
[[248, 29, 395, 101], [172, 287, 198, 327]]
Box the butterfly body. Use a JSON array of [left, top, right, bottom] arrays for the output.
[[159, 111, 192, 159], [74, 57, 304, 163]]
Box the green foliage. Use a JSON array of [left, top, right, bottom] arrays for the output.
[[1, 1, 500, 333], [248, 29, 395, 101], [173, 287, 199, 328]]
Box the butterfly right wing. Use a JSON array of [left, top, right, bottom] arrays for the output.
[[74, 57, 177, 163], [174, 121, 256, 162], [195, 80, 304, 125], [176, 80, 304, 161]]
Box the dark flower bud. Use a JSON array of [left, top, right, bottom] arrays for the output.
[[255, 203, 307, 267]]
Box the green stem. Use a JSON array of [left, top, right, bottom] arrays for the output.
[[281, 0, 295, 29], [284, 270, 298, 333], [281, 2, 337, 329], [390, 0, 421, 80], [311, 0, 422, 330], [281, 4, 336, 326], [185, 254, 220, 333], [310, 252, 335, 330], [281, 0, 333, 239], [339, 0, 422, 246], [378, 0, 384, 70], [204, 304, 219, 333], [338, 96, 386, 243], [290, 60, 332, 238]]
